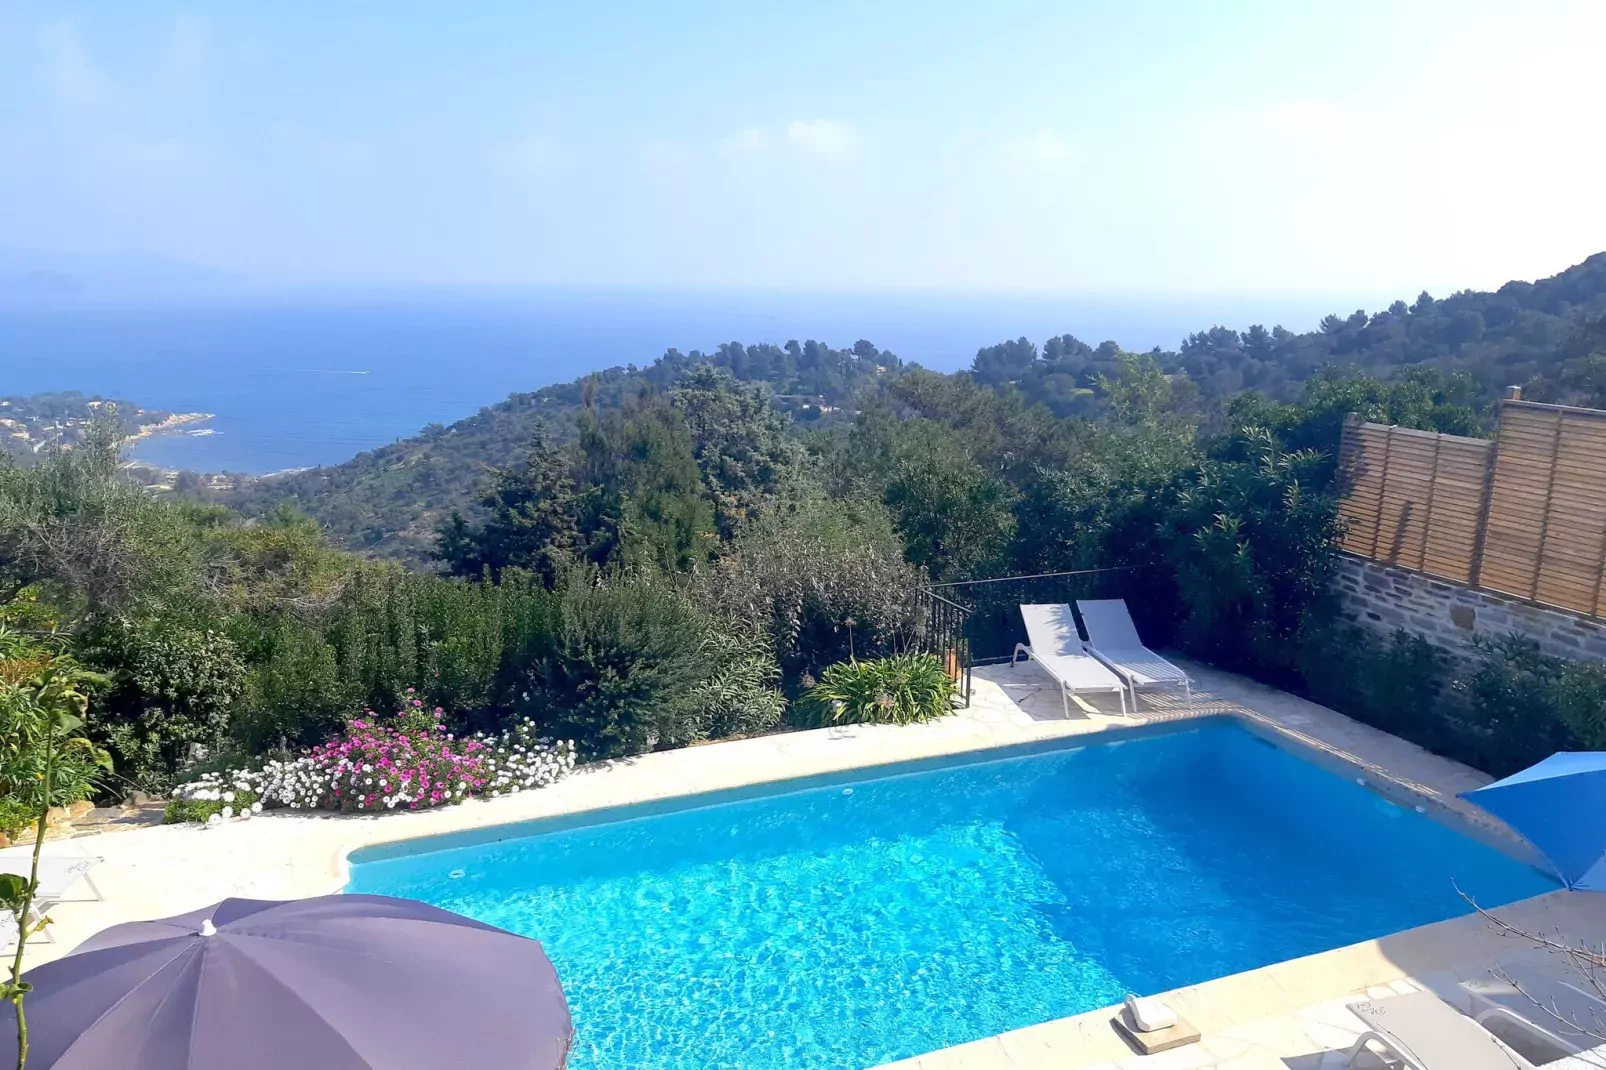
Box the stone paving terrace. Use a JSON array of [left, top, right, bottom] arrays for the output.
[[7, 658, 1606, 1068]]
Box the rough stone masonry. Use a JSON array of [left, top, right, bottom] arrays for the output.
[[1334, 555, 1606, 670]]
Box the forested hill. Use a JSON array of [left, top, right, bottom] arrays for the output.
[[202, 340, 904, 559], [207, 253, 1606, 561], [974, 251, 1606, 411]]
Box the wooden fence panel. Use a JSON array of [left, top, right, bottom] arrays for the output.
[[1533, 409, 1606, 615], [1482, 406, 1560, 600], [1338, 419, 1488, 584], [1423, 437, 1491, 583], [1339, 401, 1606, 618], [1338, 420, 1389, 558]]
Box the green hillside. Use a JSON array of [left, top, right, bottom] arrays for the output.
[[208, 253, 1606, 562]]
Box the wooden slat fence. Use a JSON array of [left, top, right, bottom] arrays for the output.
[[1338, 419, 1492, 585], [1338, 400, 1606, 617]]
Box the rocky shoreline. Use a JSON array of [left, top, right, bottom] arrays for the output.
[[127, 410, 213, 442]]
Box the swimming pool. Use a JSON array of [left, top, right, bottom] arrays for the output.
[[347, 720, 1555, 1070]]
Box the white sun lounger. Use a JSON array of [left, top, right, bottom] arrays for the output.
[[1075, 599, 1193, 710], [1464, 962, 1606, 1058], [1347, 991, 1537, 1069], [0, 853, 104, 906], [0, 852, 102, 949], [1012, 604, 1128, 717]]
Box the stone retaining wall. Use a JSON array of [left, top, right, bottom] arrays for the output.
[[1334, 555, 1606, 668]]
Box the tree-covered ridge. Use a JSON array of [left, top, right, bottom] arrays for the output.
[[977, 251, 1606, 411], [211, 253, 1606, 561], [204, 339, 900, 561]]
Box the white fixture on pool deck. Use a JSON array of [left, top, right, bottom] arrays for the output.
[[1114, 994, 1200, 1055], [1124, 994, 1176, 1031]]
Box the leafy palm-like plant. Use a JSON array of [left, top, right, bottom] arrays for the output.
[[798, 652, 956, 727], [0, 629, 110, 1070]]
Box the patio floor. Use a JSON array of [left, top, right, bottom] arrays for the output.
[[7, 657, 1605, 1068]]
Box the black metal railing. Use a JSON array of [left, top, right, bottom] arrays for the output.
[[910, 585, 973, 706], [911, 568, 1134, 707]]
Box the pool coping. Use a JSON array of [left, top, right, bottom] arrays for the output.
[[339, 706, 1554, 882], [347, 715, 1226, 866]]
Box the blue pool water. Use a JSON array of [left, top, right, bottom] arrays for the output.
[[347, 722, 1555, 1069]]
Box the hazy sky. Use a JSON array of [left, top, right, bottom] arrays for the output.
[[4, 1, 1604, 296]]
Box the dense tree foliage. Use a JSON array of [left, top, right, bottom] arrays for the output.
[[209, 340, 899, 562], [206, 254, 1606, 562], [436, 370, 806, 579]]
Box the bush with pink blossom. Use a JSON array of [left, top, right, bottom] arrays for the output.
[[169, 690, 576, 822]]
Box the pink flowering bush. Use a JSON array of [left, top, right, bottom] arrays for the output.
[[312, 701, 489, 813], [170, 689, 576, 820]]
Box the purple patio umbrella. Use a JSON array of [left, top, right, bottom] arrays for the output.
[[1, 894, 572, 1070]]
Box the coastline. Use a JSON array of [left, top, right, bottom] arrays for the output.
[[127, 410, 213, 443], [121, 411, 215, 486]]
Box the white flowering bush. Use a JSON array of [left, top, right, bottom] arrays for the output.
[[167, 704, 576, 824], [473, 718, 578, 798], [163, 769, 264, 826]]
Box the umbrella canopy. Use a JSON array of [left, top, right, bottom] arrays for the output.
[[1461, 752, 1606, 891], [1, 894, 572, 1070]]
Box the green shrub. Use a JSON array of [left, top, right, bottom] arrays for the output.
[[84, 620, 246, 792], [699, 497, 920, 691], [163, 797, 222, 824], [797, 653, 956, 727], [1296, 624, 1606, 778], [234, 618, 354, 753], [1557, 659, 1606, 749], [1165, 430, 1344, 681], [0, 796, 32, 840], [321, 564, 509, 717], [1298, 624, 1449, 744], [1454, 634, 1574, 775], [0, 629, 110, 823], [680, 628, 787, 741], [883, 423, 1017, 582], [516, 572, 785, 758]]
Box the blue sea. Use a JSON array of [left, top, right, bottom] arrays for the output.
[[2, 290, 1356, 474], [348, 722, 1553, 1070]]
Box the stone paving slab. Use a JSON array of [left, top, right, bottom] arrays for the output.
[[5, 655, 1601, 1069]]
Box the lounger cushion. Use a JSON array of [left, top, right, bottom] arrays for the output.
[[0, 854, 99, 900], [1091, 649, 1190, 687], [1019, 605, 1124, 692], [1350, 991, 1535, 1069], [1033, 651, 1125, 692], [1075, 600, 1147, 649], [1075, 599, 1190, 686]]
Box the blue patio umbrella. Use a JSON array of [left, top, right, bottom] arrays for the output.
[[1461, 752, 1606, 890]]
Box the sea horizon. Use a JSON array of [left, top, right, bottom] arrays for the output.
[[2, 287, 1384, 475]]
